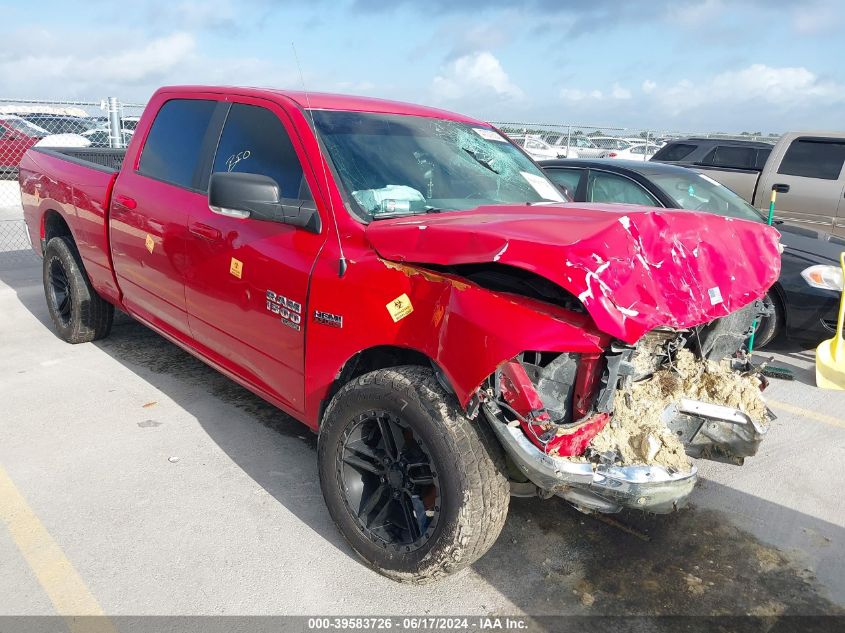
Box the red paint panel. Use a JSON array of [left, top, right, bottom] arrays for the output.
[[366, 204, 782, 344], [302, 244, 609, 425], [547, 413, 610, 457], [18, 150, 121, 302]]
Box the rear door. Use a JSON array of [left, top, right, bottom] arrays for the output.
[[759, 136, 845, 232], [109, 98, 219, 336], [584, 170, 660, 206], [543, 167, 585, 199], [183, 99, 326, 413]]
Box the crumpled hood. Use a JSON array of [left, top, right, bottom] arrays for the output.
[[365, 204, 782, 343]]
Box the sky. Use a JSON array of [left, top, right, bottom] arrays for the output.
[[2, 0, 843, 133]]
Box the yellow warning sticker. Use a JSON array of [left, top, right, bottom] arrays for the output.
[[386, 293, 413, 322], [229, 257, 243, 279], [145, 234, 155, 254]]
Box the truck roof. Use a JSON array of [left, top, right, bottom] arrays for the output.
[[156, 85, 484, 125]]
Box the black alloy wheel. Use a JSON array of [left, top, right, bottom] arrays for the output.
[[47, 257, 73, 326], [338, 410, 440, 552], [42, 236, 114, 343]]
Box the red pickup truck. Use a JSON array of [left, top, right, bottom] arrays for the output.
[[20, 86, 782, 582]]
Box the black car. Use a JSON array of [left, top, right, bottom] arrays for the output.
[[540, 158, 844, 347], [651, 137, 773, 171]]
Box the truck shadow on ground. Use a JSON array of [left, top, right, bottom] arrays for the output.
[[95, 316, 845, 622], [3, 262, 843, 625]]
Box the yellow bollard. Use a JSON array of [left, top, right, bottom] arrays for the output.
[[815, 253, 845, 390]]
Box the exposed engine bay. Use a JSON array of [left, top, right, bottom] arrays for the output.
[[481, 301, 772, 514]]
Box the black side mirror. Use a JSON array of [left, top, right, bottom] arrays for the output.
[[208, 172, 321, 233]]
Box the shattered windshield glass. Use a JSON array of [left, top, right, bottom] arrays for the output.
[[310, 110, 564, 220], [651, 172, 763, 222]]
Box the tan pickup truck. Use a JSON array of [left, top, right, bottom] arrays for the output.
[[656, 132, 845, 237]]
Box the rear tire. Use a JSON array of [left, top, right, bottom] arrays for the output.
[[318, 366, 509, 583], [43, 236, 114, 343]]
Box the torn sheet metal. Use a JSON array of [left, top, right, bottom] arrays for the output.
[[365, 204, 782, 343]]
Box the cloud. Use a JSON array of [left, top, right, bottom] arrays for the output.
[[641, 80, 657, 94], [353, 0, 838, 38], [666, 0, 724, 26], [559, 84, 631, 102], [432, 51, 523, 101], [0, 32, 196, 99], [657, 63, 845, 115], [611, 84, 631, 100], [791, 1, 844, 34], [0, 28, 299, 102], [560, 88, 603, 101]]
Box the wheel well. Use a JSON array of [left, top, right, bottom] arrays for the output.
[[768, 282, 787, 328], [43, 210, 72, 244], [319, 346, 445, 425]]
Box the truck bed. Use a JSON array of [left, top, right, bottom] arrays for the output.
[[33, 147, 126, 173], [19, 146, 125, 303]]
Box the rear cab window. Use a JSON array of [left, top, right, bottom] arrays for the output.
[[652, 143, 696, 162], [138, 99, 217, 189], [777, 138, 845, 180], [701, 146, 756, 169]]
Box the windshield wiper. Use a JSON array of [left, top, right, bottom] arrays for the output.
[[371, 206, 446, 220], [462, 147, 500, 174]]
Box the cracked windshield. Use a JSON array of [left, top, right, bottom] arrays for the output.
[[311, 110, 564, 220]]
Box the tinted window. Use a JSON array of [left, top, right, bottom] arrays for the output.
[[701, 145, 756, 169], [778, 138, 845, 180], [139, 99, 216, 188], [545, 168, 582, 193], [587, 171, 658, 206], [652, 143, 696, 162], [212, 104, 310, 199], [754, 148, 771, 170]]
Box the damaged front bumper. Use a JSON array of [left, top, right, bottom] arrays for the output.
[[663, 398, 770, 466], [484, 403, 697, 514]]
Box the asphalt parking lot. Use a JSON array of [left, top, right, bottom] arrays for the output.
[[2, 253, 844, 625]]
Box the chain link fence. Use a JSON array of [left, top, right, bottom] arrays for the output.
[[0, 97, 144, 267], [492, 122, 779, 161], [0, 99, 781, 266]]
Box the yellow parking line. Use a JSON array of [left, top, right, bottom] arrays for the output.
[[0, 465, 116, 633], [767, 398, 845, 429]]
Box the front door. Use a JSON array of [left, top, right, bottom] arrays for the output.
[[184, 100, 326, 412]]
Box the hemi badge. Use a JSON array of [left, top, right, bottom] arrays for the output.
[[314, 310, 343, 328]]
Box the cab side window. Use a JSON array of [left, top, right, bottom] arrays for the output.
[[212, 104, 311, 200], [778, 138, 845, 180], [138, 99, 217, 189]]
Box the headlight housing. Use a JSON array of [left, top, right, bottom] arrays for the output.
[[801, 264, 844, 291]]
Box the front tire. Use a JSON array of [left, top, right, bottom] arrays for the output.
[[43, 236, 114, 343], [754, 290, 782, 349], [318, 366, 509, 583]]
